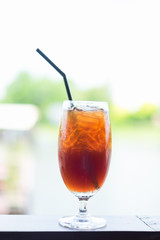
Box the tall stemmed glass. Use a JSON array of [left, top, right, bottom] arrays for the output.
[[36, 50, 111, 229], [58, 101, 111, 230]]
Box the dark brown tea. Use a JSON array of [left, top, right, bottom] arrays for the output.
[[58, 108, 111, 193]]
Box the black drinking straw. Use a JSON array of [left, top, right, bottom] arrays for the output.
[[36, 48, 73, 101], [36, 48, 99, 190]]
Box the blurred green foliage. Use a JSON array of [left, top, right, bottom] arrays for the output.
[[2, 72, 67, 103], [73, 85, 112, 102], [1, 72, 111, 122], [1, 72, 158, 125], [130, 103, 157, 121], [110, 103, 157, 126]]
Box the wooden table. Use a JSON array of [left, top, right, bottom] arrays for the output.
[[0, 215, 159, 239]]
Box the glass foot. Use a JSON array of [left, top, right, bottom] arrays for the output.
[[59, 214, 106, 230]]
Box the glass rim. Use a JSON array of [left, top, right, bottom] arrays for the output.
[[63, 100, 109, 111]]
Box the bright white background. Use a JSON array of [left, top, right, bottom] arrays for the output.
[[0, 0, 160, 110]]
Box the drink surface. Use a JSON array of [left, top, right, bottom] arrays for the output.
[[58, 108, 111, 193]]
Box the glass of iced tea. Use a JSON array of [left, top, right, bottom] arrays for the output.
[[58, 101, 111, 229]]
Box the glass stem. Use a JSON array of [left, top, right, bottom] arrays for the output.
[[78, 198, 88, 217]]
